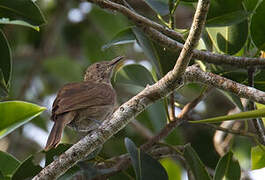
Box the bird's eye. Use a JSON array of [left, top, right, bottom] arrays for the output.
[[96, 64, 100, 68]]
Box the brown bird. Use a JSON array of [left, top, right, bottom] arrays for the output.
[[45, 56, 124, 151]]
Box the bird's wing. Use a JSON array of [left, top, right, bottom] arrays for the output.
[[52, 81, 116, 119]]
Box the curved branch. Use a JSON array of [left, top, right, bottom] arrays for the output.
[[33, 0, 210, 179], [89, 0, 265, 67], [143, 27, 265, 67], [87, 0, 184, 42]]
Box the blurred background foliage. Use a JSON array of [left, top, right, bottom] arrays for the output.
[[0, 0, 265, 179]]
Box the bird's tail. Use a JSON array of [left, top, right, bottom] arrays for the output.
[[45, 121, 65, 151]]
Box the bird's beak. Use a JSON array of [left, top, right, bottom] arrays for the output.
[[110, 56, 125, 66]]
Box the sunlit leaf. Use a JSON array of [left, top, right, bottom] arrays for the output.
[[206, 20, 248, 55], [190, 108, 265, 124], [160, 158, 182, 180], [0, 0, 46, 25], [251, 145, 265, 170], [0, 18, 40, 31], [0, 101, 46, 138]]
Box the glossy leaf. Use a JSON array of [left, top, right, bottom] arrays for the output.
[[206, 10, 248, 27], [250, 0, 265, 50], [183, 144, 211, 180], [0, 30, 11, 98], [115, 64, 154, 89], [144, 0, 169, 16], [206, 20, 248, 55], [0, 18, 40, 31], [160, 158, 182, 180], [102, 27, 135, 50], [0, 0, 46, 26], [125, 138, 168, 180], [251, 145, 265, 170], [214, 151, 241, 180], [207, 0, 246, 27], [132, 27, 179, 78], [0, 151, 20, 179], [219, 90, 244, 111], [190, 108, 265, 124], [0, 101, 46, 138], [12, 155, 42, 180]]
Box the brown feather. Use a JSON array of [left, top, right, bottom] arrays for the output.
[[51, 81, 115, 121]]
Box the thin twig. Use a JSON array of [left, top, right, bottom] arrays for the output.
[[169, 92, 176, 121], [247, 67, 265, 144], [206, 123, 255, 138], [87, 0, 184, 42]]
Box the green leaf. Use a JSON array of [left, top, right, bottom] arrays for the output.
[[0, 0, 46, 26], [160, 158, 182, 180], [251, 145, 265, 170], [102, 27, 135, 50], [243, 0, 259, 12], [0, 101, 46, 138], [0, 151, 20, 179], [0, 18, 40, 31], [124, 138, 168, 180], [144, 0, 169, 16], [219, 90, 244, 111], [183, 144, 211, 180], [207, 0, 246, 27], [12, 155, 42, 180], [206, 10, 248, 27], [132, 27, 179, 78], [214, 151, 241, 180], [190, 108, 265, 124], [250, 0, 265, 50], [254, 70, 265, 92], [206, 20, 248, 55], [0, 30, 11, 97], [115, 64, 155, 89]]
